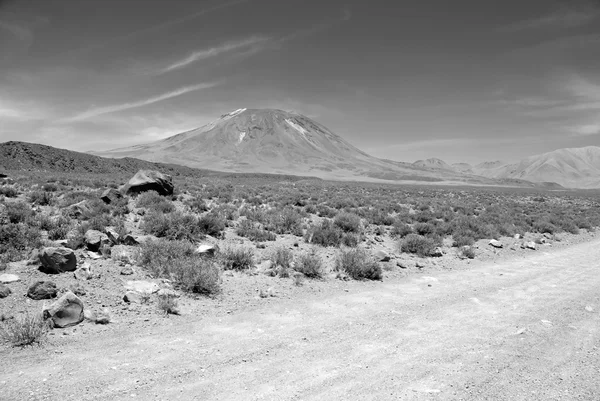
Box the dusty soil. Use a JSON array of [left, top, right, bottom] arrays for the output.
[[2, 233, 600, 400]]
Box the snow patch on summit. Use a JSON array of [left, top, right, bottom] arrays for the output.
[[228, 108, 247, 117], [237, 132, 246, 144], [285, 119, 308, 137]]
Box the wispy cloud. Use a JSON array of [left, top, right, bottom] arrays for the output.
[[156, 35, 270, 75], [63, 0, 251, 56], [502, 8, 598, 31], [569, 124, 600, 136], [60, 82, 220, 122]]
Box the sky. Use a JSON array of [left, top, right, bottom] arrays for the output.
[[1, 0, 600, 164]]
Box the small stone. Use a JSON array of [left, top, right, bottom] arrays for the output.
[[489, 239, 503, 248], [0, 283, 11, 298], [374, 249, 391, 262], [120, 266, 135, 276], [123, 291, 142, 304], [0, 273, 20, 284]]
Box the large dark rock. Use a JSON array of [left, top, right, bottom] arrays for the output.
[[27, 281, 58, 300], [122, 170, 174, 196], [84, 230, 110, 252], [100, 188, 123, 204], [43, 291, 84, 328], [39, 247, 77, 274]]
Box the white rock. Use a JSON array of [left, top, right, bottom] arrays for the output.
[[0, 273, 20, 284]]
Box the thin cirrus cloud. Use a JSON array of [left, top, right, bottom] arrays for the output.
[[501, 8, 598, 31], [156, 35, 270, 75], [59, 82, 220, 123]]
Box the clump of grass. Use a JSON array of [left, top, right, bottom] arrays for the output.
[[269, 246, 293, 269], [0, 186, 18, 198], [391, 222, 413, 238], [294, 251, 324, 279], [0, 223, 42, 262], [138, 240, 221, 296], [335, 248, 382, 280], [28, 190, 54, 206], [400, 234, 439, 257], [458, 246, 476, 259], [0, 312, 50, 347], [221, 247, 254, 271]]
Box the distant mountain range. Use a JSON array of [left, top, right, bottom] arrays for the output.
[[411, 148, 600, 189], [2, 108, 596, 189]]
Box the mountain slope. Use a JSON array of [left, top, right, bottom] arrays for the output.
[[96, 108, 476, 184], [472, 147, 600, 188], [412, 158, 453, 170]]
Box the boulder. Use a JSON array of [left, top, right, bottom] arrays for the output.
[[38, 247, 77, 274], [122, 170, 174, 196], [0, 283, 11, 298], [105, 227, 121, 245], [0, 273, 20, 284], [100, 188, 123, 204], [374, 249, 391, 262], [196, 243, 218, 257], [84, 230, 110, 252], [43, 291, 84, 328], [122, 234, 139, 245], [524, 241, 537, 250], [489, 239, 503, 248], [27, 281, 58, 300], [396, 260, 411, 269], [514, 234, 522, 240]]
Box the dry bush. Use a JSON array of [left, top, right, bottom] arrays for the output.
[[138, 240, 221, 296], [335, 248, 382, 280], [236, 220, 276, 241], [334, 212, 362, 233], [306, 219, 343, 247], [157, 295, 180, 315], [221, 247, 254, 271], [198, 212, 226, 237], [141, 211, 203, 241], [0, 312, 49, 347], [135, 190, 175, 213], [0, 223, 42, 262], [400, 234, 439, 257], [294, 252, 324, 279]]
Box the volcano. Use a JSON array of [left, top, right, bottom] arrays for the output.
[[95, 108, 529, 185]]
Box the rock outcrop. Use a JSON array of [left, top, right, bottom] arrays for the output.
[[122, 170, 174, 196]]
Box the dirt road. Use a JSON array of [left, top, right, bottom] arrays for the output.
[[3, 239, 600, 400]]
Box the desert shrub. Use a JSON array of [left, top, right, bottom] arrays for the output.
[[575, 218, 592, 230], [42, 183, 59, 192], [316, 204, 337, 218], [0, 186, 18, 198], [533, 220, 557, 234], [414, 222, 436, 236], [391, 221, 413, 238], [138, 240, 221, 296], [306, 219, 343, 247], [47, 216, 72, 240], [400, 234, 438, 257], [304, 204, 317, 214], [157, 295, 180, 315], [265, 207, 304, 235], [452, 233, 475, 247], [59, 191, 97, 207], [0, 223, 42, 262], [458, 246, 476, 259], [222, 247, 254, 271], [294, 252, 324, 279], [335, 248, 382, 280], [28, 190, 54, 206], [236, 220, 276, 241], [211, 204, 239, 222], [334, 212, 362, 233], [240, 206, 267, 223], [6, 202, 33, 224], [0, 312, 49, 347], [141, 211, 203, 241], [198, 212, 226, 237], [269, 246, 293, 269], [341, 233, 360, 247], [185, 197, 209, 213], [136, 191, 175, 213]]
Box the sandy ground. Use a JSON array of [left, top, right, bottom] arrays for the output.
[[2, 237, 600, 401]]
